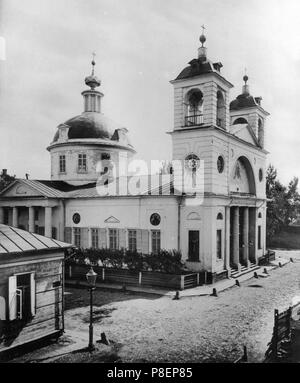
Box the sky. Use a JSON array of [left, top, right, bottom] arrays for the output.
[[0, 0, 300, 184]]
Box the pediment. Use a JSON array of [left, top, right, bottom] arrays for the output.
[[0, 180, 44, 198], [230, 124, 259, 146], [104, 216, 120, 223], [187, 212, 201, 220]]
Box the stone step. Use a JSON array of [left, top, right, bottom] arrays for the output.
[[230, 265, 260, 279]]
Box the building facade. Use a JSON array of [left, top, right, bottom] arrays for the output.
[[0, 32, 269, 281]]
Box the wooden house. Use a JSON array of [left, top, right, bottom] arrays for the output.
[[0, 224, 71, 357]]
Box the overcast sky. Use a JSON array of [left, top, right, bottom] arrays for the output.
[[0, 0, 300, 184]]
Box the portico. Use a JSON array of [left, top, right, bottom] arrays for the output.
[[0, 202, 59, 239]]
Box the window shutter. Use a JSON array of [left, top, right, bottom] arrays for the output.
[[136, 229, 142, 253], [65, 227, 72, 243], [99, 228, 107, 248], [8, 275, 17, 321], [119, 229, 126, 250], [82, 228, 89, 248], [141, 230, 149, 254], [30, 273, 36, 316], [0, 296, 6, 321]]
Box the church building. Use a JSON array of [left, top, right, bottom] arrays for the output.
[[0, 32, 269, 281]]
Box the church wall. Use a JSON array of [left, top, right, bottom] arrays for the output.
[[65, 196, 179, 252], [50, 144, 131, 185], [171, 129, 213, 193]]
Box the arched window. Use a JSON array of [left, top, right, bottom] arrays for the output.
[[185, 89, 203, 126], [258, 212, 262, 218], [233, 117, 248, 125], [217, 91, 225, 129], [217, 212, 223, 220], [258, 118, 264, 148]]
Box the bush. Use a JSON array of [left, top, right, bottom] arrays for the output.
[[67, 248, 185, 274]]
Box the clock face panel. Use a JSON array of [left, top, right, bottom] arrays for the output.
[[72, 213, 81, 224], [150, 213, 161, 226]]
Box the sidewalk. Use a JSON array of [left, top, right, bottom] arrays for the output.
[[66, 257, 290, 298]]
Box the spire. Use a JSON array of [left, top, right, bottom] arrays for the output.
[[242, 69, 250, 95], [198, 25, 207, 62], [82, 53, 103, 113], [85, 52, 101, 90]]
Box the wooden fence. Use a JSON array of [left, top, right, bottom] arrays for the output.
[[66, 263, 202, 290], [265, 306, 292, 360]]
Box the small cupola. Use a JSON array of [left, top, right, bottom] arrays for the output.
[[81, 53, 103, 113]]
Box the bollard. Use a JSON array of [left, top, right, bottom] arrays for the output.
[[279, 262, 282, 268], [254, 271, 259, 278], [100, 332, 110, 345], [235, 279, 240, 287], [290, 257, 294, 263], [211, 288, 218, 297], [173, 291, 180, 300], [263, 268, 268, 274]]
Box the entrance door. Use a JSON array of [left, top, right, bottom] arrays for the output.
[[188, 230, 199, 261]]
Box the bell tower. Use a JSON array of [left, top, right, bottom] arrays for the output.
[[170, 29, 233, 132], [229, 74, 270, 149]]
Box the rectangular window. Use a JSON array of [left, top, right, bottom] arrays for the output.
[[151, 230, 161, 254], [34, 208, 39, 221], [74, 227, 81, 247], [91, 228, 99, 249], [217, 229, 222, 259], [9, 273, 36, 321], [59, 155, 66, 173], [128, 230, 137, 252], [109, 229, 119, 250], [258, 225, 262, 249], [78, 154, 87, 172], [101, 153, 111, 160], [188, 230, 199, 261]]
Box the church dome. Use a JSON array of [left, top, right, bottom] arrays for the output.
[[52, 111, 122, 143]]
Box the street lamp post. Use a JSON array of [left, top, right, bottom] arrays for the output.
[[86, 267, 97, 351]]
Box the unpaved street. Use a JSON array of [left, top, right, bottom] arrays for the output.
[[64, 251, 300, 363]]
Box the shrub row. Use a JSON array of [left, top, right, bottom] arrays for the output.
[[66, 248, 185, 274]]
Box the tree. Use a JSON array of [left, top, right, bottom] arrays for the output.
[[0, 169, 15, 192], [266, 164, 300, 241]]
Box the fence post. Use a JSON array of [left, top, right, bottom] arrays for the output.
[[287, 306, 292, 336], [180, 275, 185, 290], [139, 271, 142, 285], [197, 273, 200, 286], [102, 268, 105, 281], [274, 309, 279, 359], [69, 265, 72, 278]]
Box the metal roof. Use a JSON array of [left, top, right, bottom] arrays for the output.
[[0, 224, 71, 255]]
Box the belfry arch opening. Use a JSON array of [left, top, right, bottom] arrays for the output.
[[229, 156, 256, 195], [185, 89, 203, 126], [216, 90, 225, 129], [233, 117, 248, 125]]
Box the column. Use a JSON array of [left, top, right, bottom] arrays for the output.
[[0, 207, 4, 224], [28, 206, 35, 233], [12, 207, 18, 228], [45, 206, 52, 237], [233, 206, 240, 270], [242, 207, 250, 267], [225, 206, 231, 276]]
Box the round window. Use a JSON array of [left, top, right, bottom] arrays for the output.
[[72, 213, 81, 224], [259, 168, 263, 182], [150, 213, 161, 226], [217, 156, 224, 173]]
